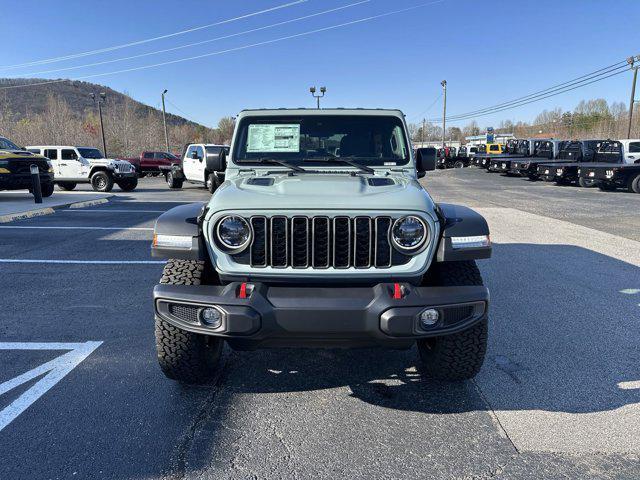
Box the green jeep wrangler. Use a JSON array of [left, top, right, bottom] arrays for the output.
[[151, 109, 492, 383]]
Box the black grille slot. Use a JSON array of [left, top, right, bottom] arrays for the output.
[[374, 217, 392, 267], [250, 217, 267, 267], [169, 304, 200, 324], [354, 217, 372, 268], [270, 216, 288, 267], [333, 217, 351, 268], [312, 217, 330, 268], [239, 215, 414, 269], [291, 217, 309, 268], [442, 305, 475, 326]]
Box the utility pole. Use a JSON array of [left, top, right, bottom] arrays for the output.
[[309, 86, 326, 109], [441, 80, 447, 148], [422, 118, 426, 145], [90, 92, 107, 157], [161, 89, 170, 153], [627, 56, 639, 139]]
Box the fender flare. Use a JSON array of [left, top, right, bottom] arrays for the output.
[[436, 203, 491, 262], [152, 202, 208, 260]]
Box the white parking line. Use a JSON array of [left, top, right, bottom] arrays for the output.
[[0, 259, 164, 264], [0, 341, 102, 432], [0, 226, 153, 231], [63, 209, 166, 213]]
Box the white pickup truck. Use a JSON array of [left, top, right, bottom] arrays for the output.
[[164, 143, 228, 193], [26, 145, 137, 192]]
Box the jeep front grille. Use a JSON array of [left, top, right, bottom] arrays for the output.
[[241, 215, 409, 269]]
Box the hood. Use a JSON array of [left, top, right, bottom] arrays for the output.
[[0, 150, 47, 161], [209, 172, 435, 213]]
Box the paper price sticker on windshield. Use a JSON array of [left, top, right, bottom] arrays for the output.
[[247, 124, 300, 152]]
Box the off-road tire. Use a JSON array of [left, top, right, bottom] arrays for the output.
[[155, 260, 224, 384], [453, 161, 465, 169], [527, 173, 539, 181], [166, 171, 183, 189], [418, 261, 488, 381], [578, 177, 596, 188], [57, 182, 77, 191], [628, 174, 640, 194], [117, 177, 138, 192], [206, 173, 221, 194], [598, 182, 616, 191], [40, 183, 55, 197], [90, 171, 114, 192]]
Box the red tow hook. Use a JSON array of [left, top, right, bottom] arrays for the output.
[[392, 283, 403, 300], [238, 282, 248, 299]]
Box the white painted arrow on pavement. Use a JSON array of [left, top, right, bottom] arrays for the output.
[[0, 341, 102, 433]]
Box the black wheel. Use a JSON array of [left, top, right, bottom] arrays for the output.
[[628, 174, 640, 194], [155, 260, 224, 384], [578, 177, 596, 188], [206, 173, 220, 193], [58, 182, 77, 191], [417, 261, 488, 381], [453, 161, 464, 169], [527, 173, 539, 181], [166, 171, 183, 189], [598, 182, 617, 191], [40, 183, 55, 197], [117, 177, 138, 192], [90, 171, 114, 192]]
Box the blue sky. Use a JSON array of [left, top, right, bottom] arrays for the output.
[[1, 0, 639, 128]]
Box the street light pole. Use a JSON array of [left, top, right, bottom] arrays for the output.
[[91, 92, 108, 157], [627, 56, 639, 139], [161, 89, 170, 152], [309, 86, 326, 109], [441, 80, 447, 148]]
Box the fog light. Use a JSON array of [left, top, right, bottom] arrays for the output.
[[200, 307, 223, 328], [419, 309, 440, 328]]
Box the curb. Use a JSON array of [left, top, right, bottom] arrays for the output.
[[0, 196, 111, 223], [0, 208, 56, 224], [67, 198, 110, 209]]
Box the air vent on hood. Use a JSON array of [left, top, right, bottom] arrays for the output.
[[246, 177, 275, 186], [367, 177, 395, 186]]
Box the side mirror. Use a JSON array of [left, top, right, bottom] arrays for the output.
[[416, 147, 436, 177], [191, 150, 199, 160]]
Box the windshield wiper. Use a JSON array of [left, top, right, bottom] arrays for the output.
[[255, 158, 307, 173], [304, 156, 375, 174]]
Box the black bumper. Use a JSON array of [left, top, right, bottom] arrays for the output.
[[113, 171, 137, 180], [154, 282, 489, 349], [0, 173, 54, 190]]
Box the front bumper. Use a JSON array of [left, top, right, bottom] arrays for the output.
[[154, 282, 489, 349], [113, 171, 137, 179], [0, 172, 54, 190]]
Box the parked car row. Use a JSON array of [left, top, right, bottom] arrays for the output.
[[471, 138, 640, 193]]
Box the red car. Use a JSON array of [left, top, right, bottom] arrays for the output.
[[124, 151, 180, 177]]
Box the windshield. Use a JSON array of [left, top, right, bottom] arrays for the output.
[[234, 115, 410, 167], [0, 137, 21, 150], [77, 148, 104, 159]]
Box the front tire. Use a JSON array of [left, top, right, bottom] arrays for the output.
[[417, 261, 488, 381], [90, 171, 114, 192], [628, 174, 640, 194], [117, 177, 138, 191], [166, 171, 183, 189], [40, 183, 55, 197], [579, 177, 596, 188], [453, 161, 465, 169], [155, 260, 224, 384], [57, 182, 77, 191], [206, 173, 221, 193]]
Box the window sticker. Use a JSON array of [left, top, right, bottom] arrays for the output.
[[247, 124, 300, 152]]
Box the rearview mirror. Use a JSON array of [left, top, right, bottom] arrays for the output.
[[415, 147, 436, 177]]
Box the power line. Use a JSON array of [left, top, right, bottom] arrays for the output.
[[439, 63, 629, 122], [442, 68, 628, 124], [0, 0, 446, 91], [408, 92, 441, 122], [0, 0, 307, 71], [438, 60, 629, 121], [10, 0, 370, 78]]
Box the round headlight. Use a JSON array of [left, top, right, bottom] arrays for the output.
[[391, 216, 427, 252], [216, 215, 251, 251]]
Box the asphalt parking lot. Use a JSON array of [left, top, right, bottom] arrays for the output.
[[1, 171, 639, 479]]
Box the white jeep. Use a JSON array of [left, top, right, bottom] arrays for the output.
[[164, 143, 229, 193], [26, 145, 137, 192]]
